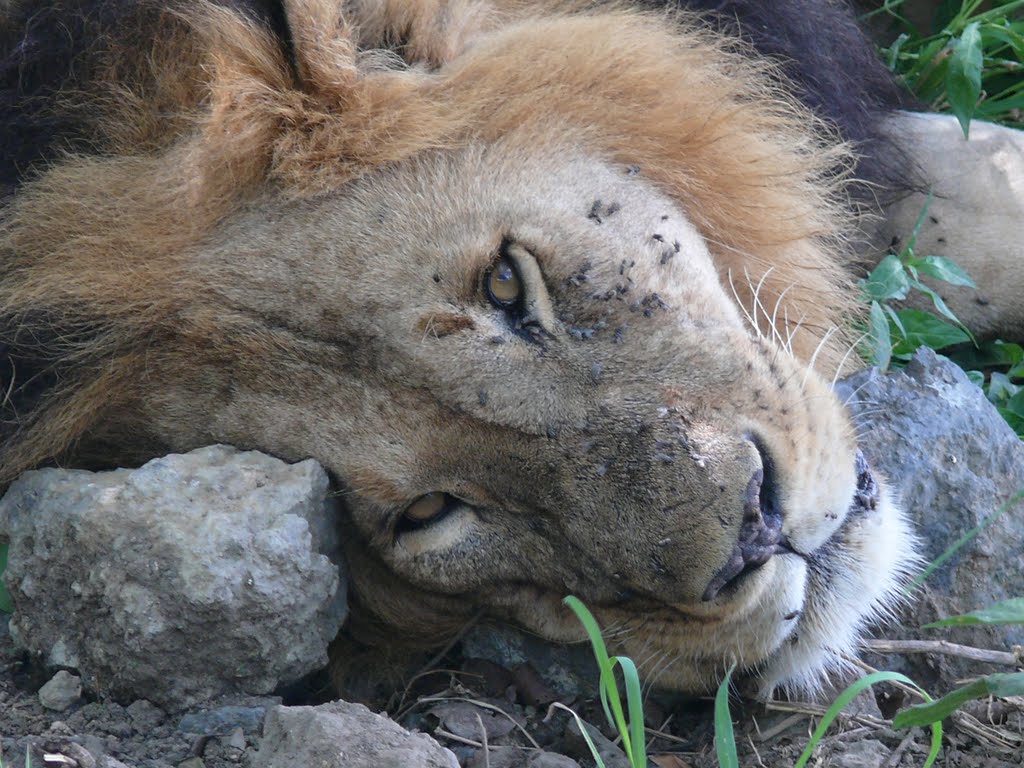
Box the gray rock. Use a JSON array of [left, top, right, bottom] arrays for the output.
[[253, 701, 460, 768], [461, 625, 598, 699], [177, 704, 270, 735], [837, 349, 1024, 687], [561, 719, 630, 768], [828, 738, 890, 768], [224, 727, 247, 751], [39, 671, 83, 711], [466, 748, 581, 768], [0, 445, 347, 710]]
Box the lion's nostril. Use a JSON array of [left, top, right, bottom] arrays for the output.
[[702, 438, 790, 602]]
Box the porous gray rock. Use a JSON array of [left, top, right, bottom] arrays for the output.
[[0, 445, 347, 710], [177, 703, 274, 735], [39, 670, 83, 712], [253, 701, 460, 768], [836, 348, 1024, 687], [461, 625, 598, 700], [466, 748, 581, 768], [828, 738, 890, 768]]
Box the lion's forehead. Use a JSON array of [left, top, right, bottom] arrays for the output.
[[202, 144, 733, 341]]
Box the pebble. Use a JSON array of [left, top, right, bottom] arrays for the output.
[[39, 671, 83, 712]]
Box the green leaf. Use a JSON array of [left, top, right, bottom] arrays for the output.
[[988, 372, 1021, 404], [1003, 389, 1024, 420], [0, 540, 12, 614], [863, 254, 911, 301], [908, 255, 977, 288], [925, 597, 1024, 628], [946, 22, 984, 137], [948, 340, 1024, 371], [890, 309, 971, 354], [884, 303, 907, 338], [796, 671, 941, 768], [907, 280, 969, 331], [893, 673, 1024, 729], [714, 664, 738, 768], [982, 21, 1024, 61], [868, 301, 892, 371], [998, 409, 1024, 438]]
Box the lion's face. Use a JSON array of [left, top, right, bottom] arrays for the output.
[[143, 140, 915, 693]]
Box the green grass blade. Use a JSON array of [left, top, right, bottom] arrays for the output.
[[563, 596, 633, 761], [0, 540, 12, 614], [714, 664, 738, 768], [794, 671, 941, 768], [613, 655, 647, 768], [893, 672, 1024, 728], [564, 596, 612, 669], [924, 597, 1024, 627], [910, 489, 1024, 589], [548, 702, 606, 768]]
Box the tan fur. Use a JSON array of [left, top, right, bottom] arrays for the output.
[[875, 112, 1024, 340], [1, 0, 921, 694]]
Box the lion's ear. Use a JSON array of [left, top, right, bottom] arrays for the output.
[[280, 0, 361, 98]]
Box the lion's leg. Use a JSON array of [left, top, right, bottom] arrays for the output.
[[872, 112, 1024, 341]]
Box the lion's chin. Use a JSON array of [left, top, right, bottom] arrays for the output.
[[751, 467, 919, 697]]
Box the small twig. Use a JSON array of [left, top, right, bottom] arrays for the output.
[[419, 610, 486, 674], [752, 714, 806, 742], [416, 696, 542, 750], [434, 728, 484, 748], [646, 713, 674, 751], [747, 733, 766, 767], [393, 668, 475, 718], [765, 700, 889, 729], [476, 713, 490, 768], [843, 653, 929, 702], [861, 638, 1019, 666], [433, 729, 535, 753], [883, 728, 919, 768], [641, 727, 692, 747]]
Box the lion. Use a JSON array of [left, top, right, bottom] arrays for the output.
[[1, 0, 1022, 698]]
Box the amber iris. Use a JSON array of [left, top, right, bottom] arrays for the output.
[[485, 256, 522, 307]]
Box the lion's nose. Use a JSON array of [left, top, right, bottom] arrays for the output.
[[701, 438, 792, 601]]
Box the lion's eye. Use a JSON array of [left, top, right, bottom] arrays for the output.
[[485, 256, 523, 308], [399, 492, 455, 532]]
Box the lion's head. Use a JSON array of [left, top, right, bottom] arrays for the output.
[[0, 0, 917, 694]]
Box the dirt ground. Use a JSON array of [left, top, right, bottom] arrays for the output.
[[1, 615, 1022, 768]]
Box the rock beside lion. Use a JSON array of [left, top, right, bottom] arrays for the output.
[[254, 701, 459, 768], [0, 445, 347, 710], [836, 348, 1024, 687]]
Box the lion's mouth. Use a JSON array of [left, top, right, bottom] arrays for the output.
[[703, 448, 879, 601]]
